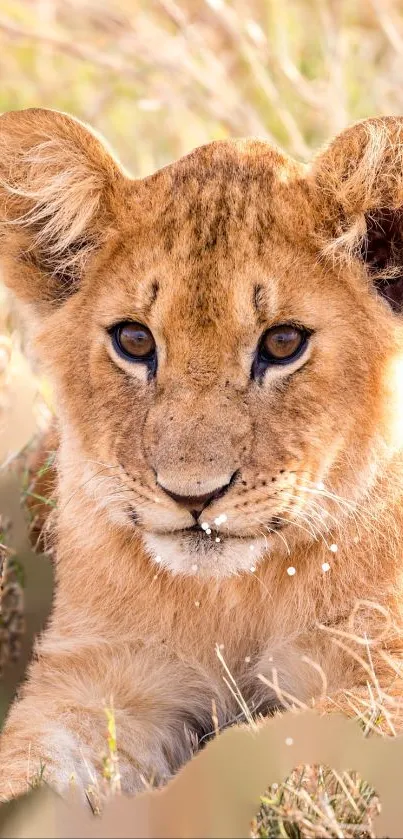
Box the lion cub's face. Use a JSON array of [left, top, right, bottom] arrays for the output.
[[42, 143, 396, 578], [2, 112, 402, 578]]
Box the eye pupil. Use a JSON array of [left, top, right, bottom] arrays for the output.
[[113, 322, 156, 361]]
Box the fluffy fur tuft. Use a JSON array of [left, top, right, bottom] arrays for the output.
[[313, 118, 403, 274], [0, 109, 123, 305]]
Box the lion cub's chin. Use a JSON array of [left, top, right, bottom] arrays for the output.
[[143, 531, 268, 578]]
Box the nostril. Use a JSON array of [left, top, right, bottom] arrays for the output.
[[157, 470, 239, 513], [159, 487, 220, 514]]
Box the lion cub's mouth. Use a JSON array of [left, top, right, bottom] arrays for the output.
[[176, 517, 286, 537], [140, 516, 290, 578]]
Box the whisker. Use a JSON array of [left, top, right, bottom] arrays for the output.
[[280, 502, 333, 549], [293, 480, 387, 543], [270, 525, 291, 555], [261, 511, 318, 542], [60, 465, 124, 513]]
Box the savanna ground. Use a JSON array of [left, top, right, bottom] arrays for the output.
[[1, 0, 403, 835]]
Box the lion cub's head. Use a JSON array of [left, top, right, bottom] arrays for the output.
[[1, 110, 403, 577]]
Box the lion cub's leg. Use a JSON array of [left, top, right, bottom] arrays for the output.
[[0, 643, 208, 801]]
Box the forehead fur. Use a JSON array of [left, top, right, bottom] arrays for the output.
[[129, 139, 312, 258]]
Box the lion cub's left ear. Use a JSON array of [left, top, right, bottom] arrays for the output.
[[311, 116, 403, 313], [0, 108, 127, 312]]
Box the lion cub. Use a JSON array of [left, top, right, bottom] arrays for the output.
[[1, 108, 403, 798]]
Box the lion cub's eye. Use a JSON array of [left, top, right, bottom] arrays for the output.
[[253, 323, 309, 378], [111, 322, 156, 362], [261, 325, 306, 362]]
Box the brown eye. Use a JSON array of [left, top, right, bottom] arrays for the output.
[[260, 325, 307, 362], [252, 323, 309, 380], [252, 323, 308, 380], [112, 322, 156, 361]]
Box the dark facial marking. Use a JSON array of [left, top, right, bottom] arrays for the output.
[[150, 280, 159, 306], [269, 516, 285, 531], [130, 508, 141, 526], [158, 155, 277, 261], [253, 284, 264, 312]]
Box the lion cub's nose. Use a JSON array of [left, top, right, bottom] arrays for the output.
[[157, 475, 235, 517]]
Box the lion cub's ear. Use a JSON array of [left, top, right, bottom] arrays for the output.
[[0, 108, 126, 312], [312, 117, 403, 312]]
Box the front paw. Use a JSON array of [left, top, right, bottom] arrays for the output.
[[0, 728, 94, 803]]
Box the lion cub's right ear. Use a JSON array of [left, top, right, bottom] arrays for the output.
[[311, 117, 403, 313], [0, 108, 127, 313]]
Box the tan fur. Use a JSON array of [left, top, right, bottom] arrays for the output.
[[1, 109, 403, 799]]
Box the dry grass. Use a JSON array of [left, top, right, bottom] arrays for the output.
[[253, 766, 380, 839], [1, 1, 403, 172], [1, 0, 403, 835], [0, 517, 25, 679]]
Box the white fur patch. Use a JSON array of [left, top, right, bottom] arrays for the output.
[[144, 531, 267, 578]]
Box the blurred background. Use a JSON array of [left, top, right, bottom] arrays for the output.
[[0, 1, 402, 834], [1, 0, 403, 172]]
